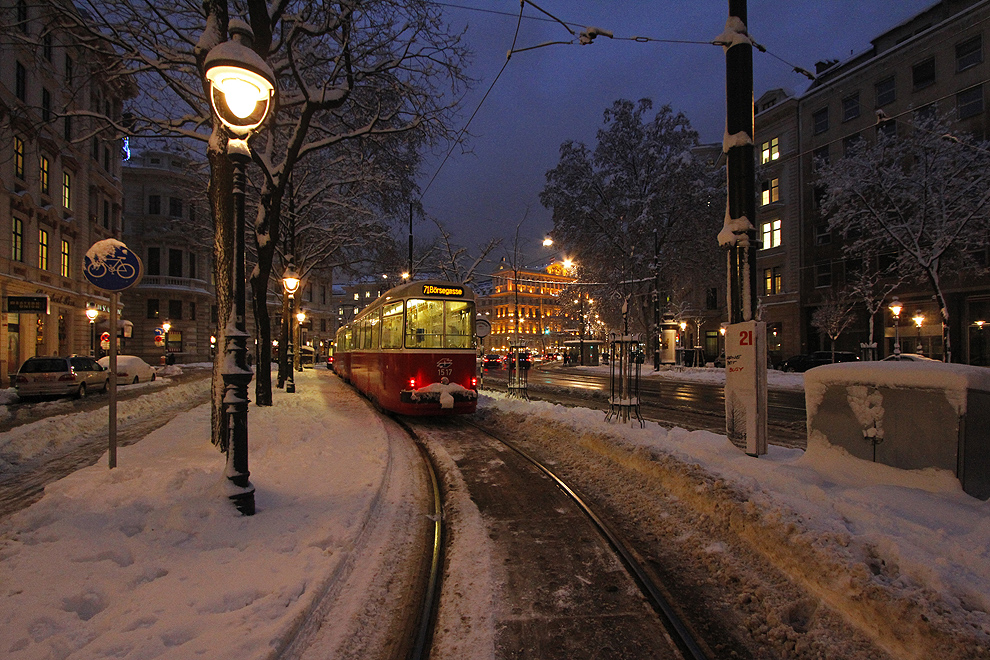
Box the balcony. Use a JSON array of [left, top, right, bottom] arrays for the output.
[[139, 275, 211, 293]]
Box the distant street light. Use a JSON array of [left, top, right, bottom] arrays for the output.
[[162, 320, 171, 359], [913, 311, 925, 354], [86, 304, 98, 357], [542, 237, 553, 247], [204, 19, 277, 516], [282, 264, 300, 393], [296, 310, 306, 372], [889, 297, 902, 356]]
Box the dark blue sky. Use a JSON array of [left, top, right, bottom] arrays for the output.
[[418, 1, 936, 266]]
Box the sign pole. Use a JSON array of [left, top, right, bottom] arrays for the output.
[[108, 292, 118, 468]]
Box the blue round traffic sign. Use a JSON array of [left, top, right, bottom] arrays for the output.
[[84, 239, 143, 292]]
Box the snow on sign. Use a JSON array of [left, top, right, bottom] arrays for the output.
[[84, 239, 144, 292]]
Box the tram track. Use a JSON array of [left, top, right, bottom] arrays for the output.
[[403, 415, 716, 660]]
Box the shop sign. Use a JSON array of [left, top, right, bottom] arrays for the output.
[[5, 295, 50, 314]]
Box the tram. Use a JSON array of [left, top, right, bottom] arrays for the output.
[[334, 280, 479, 415]]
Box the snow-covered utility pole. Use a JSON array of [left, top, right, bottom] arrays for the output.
[[718, 1, 767, 456]]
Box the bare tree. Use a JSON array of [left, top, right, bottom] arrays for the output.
[[819, 115, 990, 362], [811, 290, 857, 361], [33, 0, 470, 445]]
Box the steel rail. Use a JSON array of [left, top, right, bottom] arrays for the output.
[[464, 419, 712, 660], [393, 417, 445, 660]]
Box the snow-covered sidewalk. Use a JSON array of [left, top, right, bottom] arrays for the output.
[[0, 369, 413, 659]]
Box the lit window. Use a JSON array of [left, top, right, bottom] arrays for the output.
[[760, 137, 779, 164], [62, 171, 72, 209], [39, 156, 49, 195], [761, 219, 781, 249], [61, 239, 70, 277], [13, 136, 24, 179], [761, 178, 779, 206], [12, 217, 23, 262], [38, 229, 49, 270]]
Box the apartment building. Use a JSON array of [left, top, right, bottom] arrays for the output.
[[0, 0, 133, 383], [756, 0, 990, 363], [121, 149, 216, 364]]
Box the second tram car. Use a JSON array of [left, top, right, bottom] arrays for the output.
[[334, 280, 478, 415]]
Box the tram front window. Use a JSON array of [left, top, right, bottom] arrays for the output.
[[405, 298, 476, 349], [445, 300, 474, 348]]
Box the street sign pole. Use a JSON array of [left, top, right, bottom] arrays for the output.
[[109, 292, 118, 468]]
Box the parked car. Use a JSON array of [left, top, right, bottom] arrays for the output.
[[881, 353, 937, 362], [779, 351, 859, 372], [14, 355, 109, 399], [482, 354, 502, 370], [97, 355, 158, 384]]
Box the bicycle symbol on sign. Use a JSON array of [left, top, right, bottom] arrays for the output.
[[86, 255, 137, 280], [83, 239, 143, 292]]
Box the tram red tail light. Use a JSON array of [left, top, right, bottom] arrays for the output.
[[408, 377, 416, 390], [471, 377, 477, 388]]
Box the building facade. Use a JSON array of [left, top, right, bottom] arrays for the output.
[[756, 0, 990, 363], [121, 149, 216, 364], [1, 0, 133, 383], [485, 263, 576, 354]]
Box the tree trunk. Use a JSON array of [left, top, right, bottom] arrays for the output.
[[208, 139, 234, 451]]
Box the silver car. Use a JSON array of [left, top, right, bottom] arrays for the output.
[[14, 355, 110, 399]]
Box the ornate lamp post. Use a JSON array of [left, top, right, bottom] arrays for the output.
[[86, 304, 98, 357], [282, 264, 300, 393], [296, 310, 306, 372], [889, 297, 902, 357], [204, 19, 276, 516], [913, 311, 925, 355]]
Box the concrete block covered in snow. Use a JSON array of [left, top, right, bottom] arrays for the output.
[[805, 362, 990, 500]]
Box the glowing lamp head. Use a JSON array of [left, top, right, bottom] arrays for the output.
[[204, 21, 276, 134], [282, 264, 301, 295], [296, 311, 306, 325], [913, 312, 924, 327], [162, 321, 171, 333], [542, 237, 553, 247], [85, 305, 98, 322], [889, 298, 902, 318]]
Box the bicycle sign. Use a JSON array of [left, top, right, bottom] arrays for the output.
[[84, 239, 144, 292]]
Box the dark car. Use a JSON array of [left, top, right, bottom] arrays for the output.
[[881, 353, 937, 362], [482, 354, 502, 370], [14, 355, 109, 399], [507, 351, 533, 370], [779, 350, 859, 372]]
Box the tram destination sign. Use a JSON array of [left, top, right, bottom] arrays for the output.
[[422, 284, 464, 297], [5, 295, 50, 314]]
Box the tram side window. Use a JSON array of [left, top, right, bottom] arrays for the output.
[[370, 313, 381, 349], [381, 301, 403, 349], [445, 301, 475, 348], [360, 320, 374, 350], [406, 299, 444, 348]]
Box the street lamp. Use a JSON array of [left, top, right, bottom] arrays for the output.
[[162, 320, 171, 360], [86, 304, 98, 357], [889, 297, 902, 356], [282, 264, 300, 393], [913, 311, 925, 354], [296, 310, 306, 372], [204, 19, 277, 516]]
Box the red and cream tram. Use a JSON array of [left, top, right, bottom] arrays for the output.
[[334, 280, 478, 415]]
